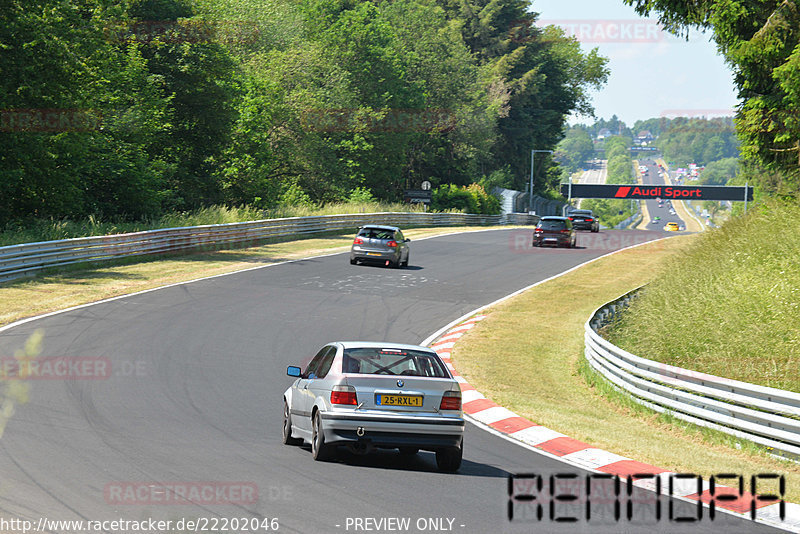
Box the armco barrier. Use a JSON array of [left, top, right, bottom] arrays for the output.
[[0, 212, 537, 284], [585, 289, 800, 461]]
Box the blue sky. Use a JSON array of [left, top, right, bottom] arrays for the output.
[[531, 0, 739, 127]]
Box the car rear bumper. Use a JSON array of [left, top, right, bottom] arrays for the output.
[[320, 411, 465, 447], [533, 235, 571, 246], [350, 247, 399, 263]]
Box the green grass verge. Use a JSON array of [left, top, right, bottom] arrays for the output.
[[605, 200, 800, 393], [451, 234, 800, 502]]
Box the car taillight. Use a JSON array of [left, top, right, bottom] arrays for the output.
[[560, 229, 570, 233], [353, 237, 363, 245], [586, 218, 593, 222], [568, 217, 574, 220], [331, 385, 357, 405], [386, 240, 398, 248], [439, 390, 461, 411]]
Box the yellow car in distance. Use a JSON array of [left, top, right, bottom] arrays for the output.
[[664, 222, 680, 232]]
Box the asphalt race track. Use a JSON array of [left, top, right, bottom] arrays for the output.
[[639, 159, 688, 230], [0, 229, 783, 533]]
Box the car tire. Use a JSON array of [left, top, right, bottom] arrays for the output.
[[400, 255, 409, 268], [592, 227, 599, 233], [398, 447, 419, 456], [350, 258, 357, 265], [436, 438, 462, 472], [312, 411, 334, 461], [282, 400, 302, 446]]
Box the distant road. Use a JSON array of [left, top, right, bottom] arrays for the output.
[[575, 159, 607, 208], [638, 158, 688, 232]]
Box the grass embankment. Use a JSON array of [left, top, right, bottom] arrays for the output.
[[0, 225, 491, 328], [606, 201, 800, 392], [451, 230, 800, 502], [0, 202, 429, 247]]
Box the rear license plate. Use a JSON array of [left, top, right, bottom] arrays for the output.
[[366, 252, 382, 256], [376, 394, 422, 407]]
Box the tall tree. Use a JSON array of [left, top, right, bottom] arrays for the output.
[[624, 0, 800, 194], [435, 0, 609, 192]]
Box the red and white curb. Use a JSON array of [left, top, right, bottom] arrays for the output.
[[429, 314, 800, 533]]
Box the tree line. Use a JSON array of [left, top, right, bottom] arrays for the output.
[[0, 0, 608, 226], [625, 0, 800, 199]]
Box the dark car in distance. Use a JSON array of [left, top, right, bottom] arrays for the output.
[[532, 216, 576, 248], [568, 209, 600, 232]]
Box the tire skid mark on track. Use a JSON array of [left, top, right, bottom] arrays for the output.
[[428, 315, 800, 533]]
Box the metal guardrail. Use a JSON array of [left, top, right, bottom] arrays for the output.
[[585, 289, 800, 460], [0, 212, 538, 284]]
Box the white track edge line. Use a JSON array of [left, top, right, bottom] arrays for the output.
[[421, 234, 672, 347], [0, 227, 507, 336], [422, 234, 797, 533]]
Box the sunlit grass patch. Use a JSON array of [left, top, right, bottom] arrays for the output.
[[605, 200, 800, 392], [451, 233, 800, 502]]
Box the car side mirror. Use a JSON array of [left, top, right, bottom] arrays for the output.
[[287, 366, 302, 377], [405, 238, 411, 242]]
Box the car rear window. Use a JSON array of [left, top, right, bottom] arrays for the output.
[[358, 228, 394, 240], [538, 220, 566, 230], [342, 348, 449, 378]]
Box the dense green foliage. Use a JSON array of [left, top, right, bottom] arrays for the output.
[[631, 117, 669, 139], [603, 136, 634, 183], [625, 0, 800, 197], [606, 200, 800, 392], [656, 117, 739, 167], [0, 0, 608, 228], [581, 136, 636, 227], [431, 183, 500, 214], [555, 126, 594, 177], [695, 157, 739, 185], [584, 114, 632, 139]]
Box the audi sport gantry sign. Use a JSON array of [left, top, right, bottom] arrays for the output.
[[560, 184, 753, 201]]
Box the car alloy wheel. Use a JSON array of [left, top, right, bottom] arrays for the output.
[[312, 411, 334, 461]]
